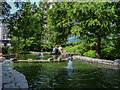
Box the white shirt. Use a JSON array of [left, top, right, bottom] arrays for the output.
[[58, 47, 62, 50]]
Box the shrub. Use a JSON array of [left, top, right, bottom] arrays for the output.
[[63, 43, 87, 55], [83, 50, 96, 58], [101, 47, 120, 60], [2, 46, 9, 54]]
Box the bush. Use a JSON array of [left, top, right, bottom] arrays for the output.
[[63, 43, 87, 55], [2, 46, 9, 54], [83, 50, 96, 58], [101, 47, 120, 60]]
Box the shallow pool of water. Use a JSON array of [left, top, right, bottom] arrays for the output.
[[12, 60, 120, 89], [18, 54, 70, 60]]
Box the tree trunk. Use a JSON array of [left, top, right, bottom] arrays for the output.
[[96, 37, 101, 59], [15, 37, 20, 58], [24, 38, 27, 52], [39, 43, 41, 52]]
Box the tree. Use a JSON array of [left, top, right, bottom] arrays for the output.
[[33, 2, 51, 51], [1, 1, 11, 17], [70, 2, 117, 58], [45, 2, 74, 46], [5, 1, 53, 53], [5, 2, 45, 55], [114, 2, 120, 49]]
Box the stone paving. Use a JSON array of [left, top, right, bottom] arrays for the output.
[[2, 61, 28, 89]]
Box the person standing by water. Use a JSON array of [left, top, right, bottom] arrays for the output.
[[58, 45, 63, 54], [53, 45, 59, 54]]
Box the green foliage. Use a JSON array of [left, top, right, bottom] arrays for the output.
[[46, 2, 74, 45], [42, 42, 53, 52], [1, 2, 11, 17], [101, 47, 120, 60], [6, 2, 51, 52], [8, 36, 24, 56], [69, 2, 117, 58], [83, 50, 96, 58], [2, 2, 120, 60], [63, 42, 87, 55], [2, 46, 9, 54]]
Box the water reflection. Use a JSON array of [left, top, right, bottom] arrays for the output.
[[12, 61, 120, 89], [18, 54, 70, 60]]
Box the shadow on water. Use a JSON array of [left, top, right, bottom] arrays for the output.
[[12, 60, 120, 89]]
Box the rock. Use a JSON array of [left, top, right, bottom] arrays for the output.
[[68, 57, 73, 60], [57, 58, 62, 61], [48, 58, 53, 61], [28, 59, 32, 61], [10, 58, 17, 61]]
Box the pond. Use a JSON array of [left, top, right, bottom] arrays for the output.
[[11, 60, 120, 89], [18, 54, 70, 60]]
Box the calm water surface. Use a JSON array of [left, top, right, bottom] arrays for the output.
[[18, 54, 70, 60], [12, 60, 120, 89]]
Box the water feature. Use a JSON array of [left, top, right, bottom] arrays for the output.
[[40, 53, 44, 57], [11, 60, 120, 89], [66, 60, 73, 69], [18, 54, 70, 60], [18, 54, 52, 60], [36, 53, 44, 59]]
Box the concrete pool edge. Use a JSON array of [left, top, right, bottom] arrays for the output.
[[73, 55, 120, 67]]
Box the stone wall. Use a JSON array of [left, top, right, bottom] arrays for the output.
[[73, 55, 120, 67]]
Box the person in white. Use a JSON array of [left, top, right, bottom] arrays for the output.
[[58, 45, 62, 53]]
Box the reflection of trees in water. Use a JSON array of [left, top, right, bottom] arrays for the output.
[[13, 62, 120, 89], [13, 63, 43, 88], [52, 68, 120, 88], [94, 68, 120, 88]]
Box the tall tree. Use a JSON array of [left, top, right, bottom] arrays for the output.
[[5, 2, 46, 54], [115, 2, 120, 49], [70, 2, 117, 58], [6, 2, 52, 53], [33, 2, 51, 51], [1, 1, 11, 17], [46, 2, 74, 46]]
